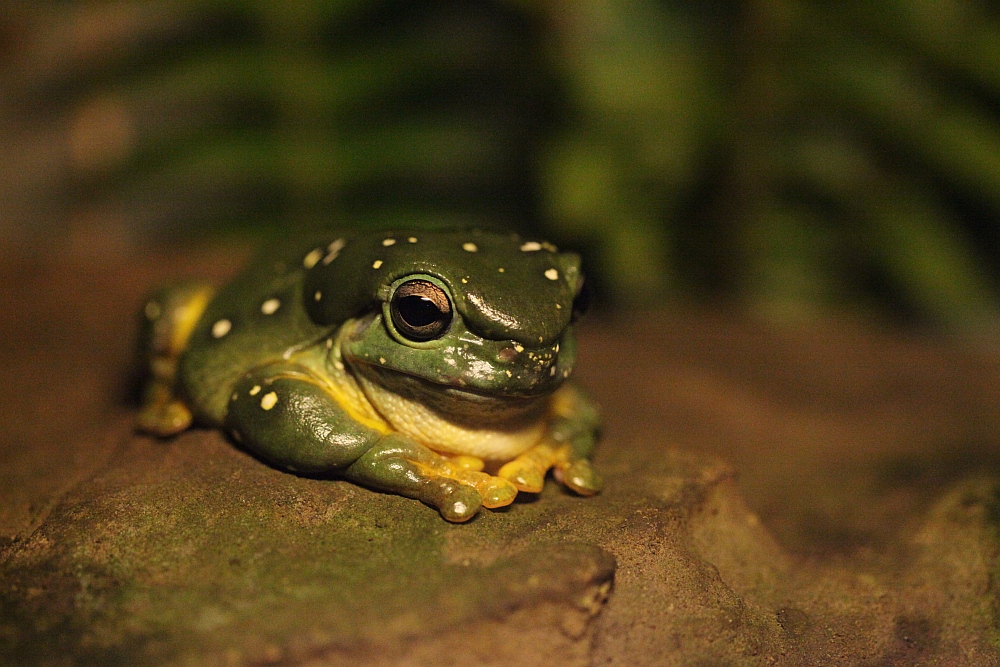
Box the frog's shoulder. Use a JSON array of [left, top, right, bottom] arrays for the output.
[[178, 237, 344, 423]]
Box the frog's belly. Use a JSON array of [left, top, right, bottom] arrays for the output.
[[356, 375, 545, 461]]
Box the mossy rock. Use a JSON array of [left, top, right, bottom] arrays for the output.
[[0, 429, 618, 666]]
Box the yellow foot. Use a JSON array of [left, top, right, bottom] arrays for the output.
[[554, 458, 603, 496], [137, 398, 193, 437], [498, 444, 556, 493], [443, 455, 485, 472], [498, 443, 604, 496], [429, 456, 519, 510], [435, 481, 482, 523]]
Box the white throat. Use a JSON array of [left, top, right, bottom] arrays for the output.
[[353, 372, 547, 461]]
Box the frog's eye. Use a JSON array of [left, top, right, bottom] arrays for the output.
[[571, 279, 591, 322], [390, 279, 453, 341]]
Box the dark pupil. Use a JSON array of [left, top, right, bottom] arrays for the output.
[[390, 279, 452, 341], [397, 295, 443, 327]]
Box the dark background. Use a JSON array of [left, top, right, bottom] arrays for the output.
[[2, 0, 1000, 330]]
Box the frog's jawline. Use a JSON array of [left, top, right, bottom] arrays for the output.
[[347, 359, 551, 426]]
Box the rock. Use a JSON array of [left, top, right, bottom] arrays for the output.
[[1, 429, 617, 666]]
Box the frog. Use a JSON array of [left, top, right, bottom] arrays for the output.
[[136, 229, 602, 522]]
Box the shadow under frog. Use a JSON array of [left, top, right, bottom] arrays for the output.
[[136, 230, 602, 522]]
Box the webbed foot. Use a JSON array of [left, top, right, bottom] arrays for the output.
[[345, 437, 518, 522], [137, 400, 193, 436], [137, 384, 193, 437], [433, 455, 518, 509], [554, 457, 603, 496], [498, 443, 603, 496], [497, 444, 552, 493], [427, 479, 483, 522]]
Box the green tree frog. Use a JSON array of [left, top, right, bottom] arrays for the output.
[[137, 229, 601, 521]]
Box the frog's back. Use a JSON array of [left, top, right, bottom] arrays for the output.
[[179, 243, 332, 424]]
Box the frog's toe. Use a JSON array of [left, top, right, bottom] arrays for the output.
[[479, 477, 518, 509], [137, 400, 192, 437], [555, 459, 603, 496], [448, 455, 485, 472], [435, 481, 483, 522], [431, 459, 516, 509], [497, 459, 546, 494]]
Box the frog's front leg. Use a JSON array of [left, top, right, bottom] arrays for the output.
[[225, 364, 516, 522], [498, 383, 603, 496], [345, 439, 517, 522]]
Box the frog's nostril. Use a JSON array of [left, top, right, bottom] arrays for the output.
[[498, 346, 518, 363]]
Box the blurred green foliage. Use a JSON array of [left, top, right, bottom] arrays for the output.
[[3, 0, 1000, 328]]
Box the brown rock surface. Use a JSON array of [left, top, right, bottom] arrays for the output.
[[3, 251, 1000, 666]]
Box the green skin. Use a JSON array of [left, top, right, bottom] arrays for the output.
[[139, 230, 601, 522]]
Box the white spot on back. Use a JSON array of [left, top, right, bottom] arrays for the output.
[[144, 301, 161, 320], [211, 319, 232, 338], [322, 238, 346, 265], [544, 268, 559, 281], [372, 260, 383, 269], [520, 241, 542, 252], [408, 237, 418, 243], [498, 267, 505, 273], [462, 242, 478, 252], [382, 238, 396, 246], [314, 291, 323, 301], [261, 298, 281, 315], [514, 344, 524, 353], [303, 248, 323, 269], [379, 357, 386, 364], [260, 392, 278, 410], [249, 385, 261, 396]]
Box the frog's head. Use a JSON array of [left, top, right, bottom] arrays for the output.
[[302, 230, 588, 412]]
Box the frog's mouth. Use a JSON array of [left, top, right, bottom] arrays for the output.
[[347, 359, 551, 425]]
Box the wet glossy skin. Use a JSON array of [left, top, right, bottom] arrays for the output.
[[137, 229, 602, 522]]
